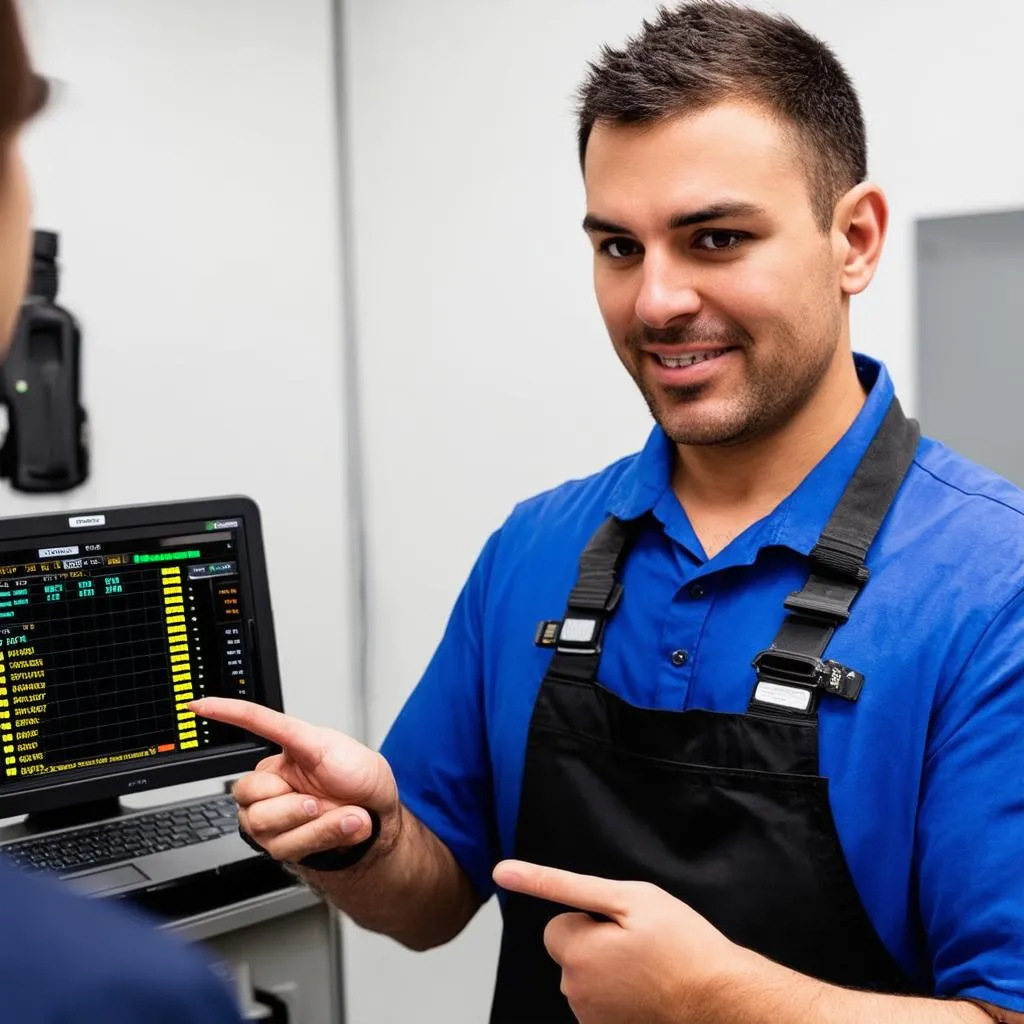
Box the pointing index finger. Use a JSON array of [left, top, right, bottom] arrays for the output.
[[493, 860, 628, 922], [190, 697, 324, 765]]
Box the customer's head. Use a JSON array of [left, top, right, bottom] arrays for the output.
[[0, 0, 45, 352], [576, 2, 885, 448]]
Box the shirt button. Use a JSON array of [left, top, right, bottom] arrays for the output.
[[670, 649, 689, 667], [689, 582, 705, 599]]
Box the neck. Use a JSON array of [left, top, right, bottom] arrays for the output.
[[672, 349, 867, 516]]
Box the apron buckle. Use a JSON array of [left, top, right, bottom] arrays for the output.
[[753, 648, 822, 686], [533, 615, 607, 655], [535, 584, 624, 656], [750, 649, 864, 714]]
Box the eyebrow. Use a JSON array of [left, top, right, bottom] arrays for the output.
[[582, 201, 767, 235]]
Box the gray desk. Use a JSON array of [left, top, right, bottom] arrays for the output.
[[165, 882, 345, 1023]]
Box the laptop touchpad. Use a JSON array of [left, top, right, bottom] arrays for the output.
[[65, 864, 148, 895]]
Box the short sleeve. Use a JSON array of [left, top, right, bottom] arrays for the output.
[[917, 587, 1024, 1012], [380, 530, 502, 900]]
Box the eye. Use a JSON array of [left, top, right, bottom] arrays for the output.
[[598, 237, 642, 260], [693, 230, 747, 252]]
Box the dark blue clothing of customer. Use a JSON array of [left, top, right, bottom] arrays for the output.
[[0, 855, 240, 1023]]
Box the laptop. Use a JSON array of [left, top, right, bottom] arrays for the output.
[[0, 496, 285, 901]]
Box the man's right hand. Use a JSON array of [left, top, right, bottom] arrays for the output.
[[189, 697, 400, 864]]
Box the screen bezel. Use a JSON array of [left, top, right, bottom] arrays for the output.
[[0, 495, 282, 819]]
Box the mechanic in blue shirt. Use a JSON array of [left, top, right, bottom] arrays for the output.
[[0, 5, 240, 1021], [197, 4, 1024, 1022]]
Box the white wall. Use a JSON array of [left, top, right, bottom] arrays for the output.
[[342, 1, 1024, 1021], [18, 0, 353, 736]]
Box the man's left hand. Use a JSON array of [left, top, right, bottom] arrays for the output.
[[492, 859, 745, 1023]]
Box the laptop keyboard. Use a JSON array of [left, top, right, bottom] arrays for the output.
[[0, 794, 240, 877]]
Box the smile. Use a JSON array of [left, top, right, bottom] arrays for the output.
[[655, 349, 733, 369]]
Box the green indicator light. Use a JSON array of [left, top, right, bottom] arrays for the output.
[[133, 550, 201, 564], [13, 380, 27, 394]]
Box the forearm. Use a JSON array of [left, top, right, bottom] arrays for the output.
[[718, 950, 999, 1024], [294, 803, 482, 951]]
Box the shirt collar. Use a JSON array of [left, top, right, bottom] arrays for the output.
[[606, 354, 896, 562]]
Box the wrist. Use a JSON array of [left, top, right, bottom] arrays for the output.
[[959, 1000, 1010, 1023], [697, 945, 817, 1024], [373, 798, 405, 861]]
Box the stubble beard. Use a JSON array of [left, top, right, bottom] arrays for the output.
[[629, 316, 842, 448]]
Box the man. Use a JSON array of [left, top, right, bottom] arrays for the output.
[[0, 3, 241, 1020], [195, 3, 1024, 1021]]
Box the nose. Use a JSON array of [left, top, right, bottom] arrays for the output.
[[634, 251, 701, 330]]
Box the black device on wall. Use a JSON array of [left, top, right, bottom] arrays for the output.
[[0, 229, 88, 493]]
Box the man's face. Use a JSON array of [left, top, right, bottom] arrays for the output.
[[583, 101, 847, 447]]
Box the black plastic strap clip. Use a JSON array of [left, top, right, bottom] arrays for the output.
[[534, 583, 623, 656], [535, 615, 605, 655], [750, 648, 864, 714]]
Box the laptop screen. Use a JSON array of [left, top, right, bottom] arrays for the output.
[[0, 499, 281, 815]]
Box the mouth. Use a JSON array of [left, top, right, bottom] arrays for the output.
[[653, 348, 736, 369], [641, 345, 740, 389]]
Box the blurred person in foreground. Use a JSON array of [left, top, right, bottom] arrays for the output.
[[197, 3, 1023, 1022], [0, 4, 241, 1021]]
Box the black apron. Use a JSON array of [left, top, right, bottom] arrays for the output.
[[490, 399, 925, 1023]]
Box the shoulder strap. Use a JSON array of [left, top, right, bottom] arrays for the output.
[[749, 398, 920, 718], [535, 515, 643, 685]]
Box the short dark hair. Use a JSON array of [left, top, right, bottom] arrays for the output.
[[0, 0, 47, 139], [575, 1, 867, 231]]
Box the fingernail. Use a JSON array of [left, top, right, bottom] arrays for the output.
[[494, 864, 524, 887], [302, 798, 318, 817], [341, 815, 363, 836]]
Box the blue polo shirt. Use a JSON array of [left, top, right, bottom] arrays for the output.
[[381, 355, 1024, 1011]]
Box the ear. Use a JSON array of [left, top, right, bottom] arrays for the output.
[[832, 182, 888, 297]]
